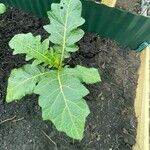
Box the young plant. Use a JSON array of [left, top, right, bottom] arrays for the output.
[[6, 0, 101, 140]]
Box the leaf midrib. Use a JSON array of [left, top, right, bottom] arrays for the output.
[[57, 70, 80, 137], [60, 0, 71, 66], [15, 40, 51, 64]]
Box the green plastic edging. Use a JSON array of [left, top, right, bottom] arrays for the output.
[[1, 0, 150, 50]]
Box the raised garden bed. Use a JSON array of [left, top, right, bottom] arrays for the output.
[[0, 7, 141, 150]]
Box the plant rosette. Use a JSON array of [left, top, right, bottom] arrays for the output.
[[6, 0, 101, 140]]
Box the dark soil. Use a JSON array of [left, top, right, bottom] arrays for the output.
[[116, 0, 141, 14], [0, 8, 140, 150]]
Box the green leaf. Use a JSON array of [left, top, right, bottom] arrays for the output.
[[68, 65, 101, 84], [0, 3, 6, 14], [6, 64, 50, 102], [34, 68, 90, 139], [44, 0, 85, 58], [9, 33, 52, 65]]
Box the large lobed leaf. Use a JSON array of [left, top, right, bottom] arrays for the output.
[[44, 0, 85, 58], [67, 65, 101, 84], [6, 64, 50, 102], [9, 33, 52, 65], [6, 64, 100, 139], [34, 66, 100, 139]]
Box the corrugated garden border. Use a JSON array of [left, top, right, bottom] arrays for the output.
[[1, 0, 150, 50]]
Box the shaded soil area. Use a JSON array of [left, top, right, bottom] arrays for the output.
[[116, 0, 141, 14], [0, 8, 140, 150]]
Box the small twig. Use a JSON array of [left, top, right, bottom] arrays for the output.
[[0, 115, 16, 125], [12, 117, 24, 123], [41, 130, 57, 149]]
